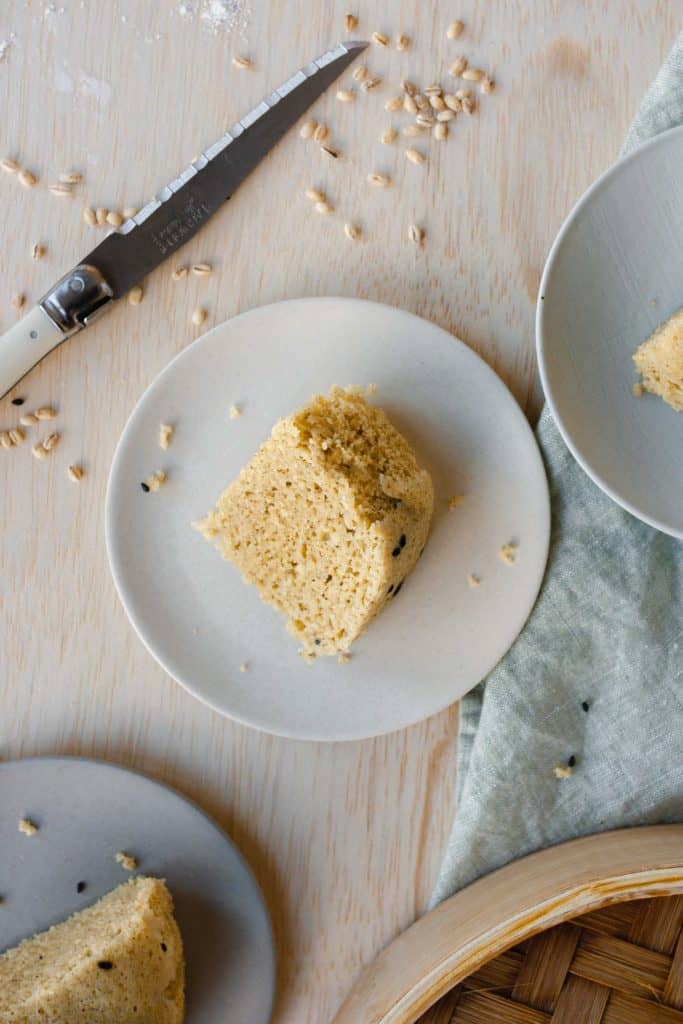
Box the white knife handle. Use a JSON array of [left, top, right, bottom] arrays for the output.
[[0, 306, 67, 399]]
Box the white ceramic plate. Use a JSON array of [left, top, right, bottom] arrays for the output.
[[538, 124, 683, 538], [0, 757, 275, 1023], [106, 298, 550, 741]]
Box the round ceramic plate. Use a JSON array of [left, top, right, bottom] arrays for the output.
[[538, 124, 683, 538], [0, 757, 275, 1024], [106, 298, 550, 741]]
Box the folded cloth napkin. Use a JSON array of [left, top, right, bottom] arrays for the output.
[[431, 34, 683, 907]]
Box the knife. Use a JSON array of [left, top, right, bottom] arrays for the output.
[[0, 41, 366, 399]]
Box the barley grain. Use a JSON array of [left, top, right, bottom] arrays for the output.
[[455, 87, 472, 100], [403, 94, 418, 114], [344, 222, 361, 240], [446, 19, 464, 38], [95, 207, 109, 225], [232, 55, 252, 69], [19, 413, 38, 426], [128, 285, 143, 305], [437, 109, 456, 122], [48, 182, 73, 197], [352, 64, 368, 81], [313, 123, 329, 142], [408, 224, 424, 244], [191, 262, 212, 276], [18, 169, 37, 187], [361, 75, 382, 91], [299, 119, 317, 139], [402, 124, 426, 138], [434, 122, 449, 140], [449, 56, 468, 77], [192, 306, 207, 326], [171, 265, 189, 281], [305, 188, 327, 202], [401, 79, 417, 96], [67, 464, 84, 482], [59, 170, 83, 184], [429, 94, 447, 111], [344, 12, 358, 30], [462, 95, 476, 114], [83, 206, 97, 225], [396, 33, 410, 50], [481, 74, 495, 94], [462, 67, 484, 82], [8, 428, 25, 445], [315, 200, 333, 215], [0, 157, 20, 173], [122, 206, 138, 218], [367, 172, 391, 187], [444, 93, 462, 111], [42, 432, 60, 451], [0, 432, 13, 449], [414, 93, 430, 110], [406, 148, 427, 166], [416, 112, 435, 127], [381, 128, 398, 145], [384, 95, 403, 112], [371, 31, 390, 47], [11, 294, 25, 310], [336, 88, 355, 103], [35, 407, 57, 420], [106, 210, 123, 227], [31, 442, 47, 459], [31, 244, 46, 260]]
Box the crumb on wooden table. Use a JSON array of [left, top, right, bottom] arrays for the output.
[[115, 850, 138, 871], [18, 818, 38, 836]]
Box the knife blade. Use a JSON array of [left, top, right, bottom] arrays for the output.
[[0, 40, 366, 399]]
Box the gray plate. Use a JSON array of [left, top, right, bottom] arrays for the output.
[[0, 757, 275, 1023], [537, 124, 683, 538]]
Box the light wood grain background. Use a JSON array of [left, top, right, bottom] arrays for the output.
[[0, 2, 678, 1021]]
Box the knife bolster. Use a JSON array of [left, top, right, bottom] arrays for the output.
[[40, 264, 114, 337]]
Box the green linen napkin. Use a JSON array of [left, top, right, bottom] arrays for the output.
[[431, 34, 683, 906]]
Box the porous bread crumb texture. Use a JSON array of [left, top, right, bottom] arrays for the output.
[[195, 387, 434, 656], [0, 877, 184, 1024], [633, 306, 683, 411]]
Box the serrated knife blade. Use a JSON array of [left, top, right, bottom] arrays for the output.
[[0, 40, 366, 398]]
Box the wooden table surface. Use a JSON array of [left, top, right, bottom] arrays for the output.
[[0, 2, 677, 1020]]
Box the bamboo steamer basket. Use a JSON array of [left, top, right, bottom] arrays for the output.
[[332, 826, 683, 1024]]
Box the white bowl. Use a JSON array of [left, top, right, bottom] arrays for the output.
[[537, 125, 683, 538]]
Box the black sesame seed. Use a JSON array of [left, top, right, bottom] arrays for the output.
[[140, 482, 150, 493], [392, 547, 401, 557], [581, 701, 590, 713], [160, 942, 167, 952], [399, 534, 406, 548], [394, 581, 404, 596], [11, 397, 25, 406], [76, 881, 86, 893], [387, 584, 394, 595], [97, 961, 113, 970], [568, 755, 576, 768], [314, 639, 321, 646]]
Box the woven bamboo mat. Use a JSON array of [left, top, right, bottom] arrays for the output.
[[418, 895, 683, 1023]]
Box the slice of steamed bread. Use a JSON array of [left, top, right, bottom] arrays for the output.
[[633, 306, 683, 411], [0, 877, 184, 1024], [196, 386, 434, 657]]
